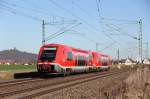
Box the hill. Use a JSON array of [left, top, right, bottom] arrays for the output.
[[0, 48, 37, 64]]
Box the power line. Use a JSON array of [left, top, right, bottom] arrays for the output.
[[48, 0, 113, 41], [72, 1, 93, 18], [103, 18, 143, 62], [45, 22, 82, 41], [67, 30, 102, 44], [95, 0, 120, 47], [105, 24, 140, 40], [72, 1, 115, 46], [1, 0, 52, 18], [41, 18, 78, 44], [21, 0, 68, 19], [45, 23, 75, 42], [0, 3, 42, 22], [95, 0, 101, 21], [100, 41, 117, 52], [49, 0, 120, 52], [101, 17, 139, 23]]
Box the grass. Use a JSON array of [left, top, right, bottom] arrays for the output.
[[106, 66, 150, 99], [0, 65, 37, 71]]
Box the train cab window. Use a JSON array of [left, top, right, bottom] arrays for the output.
[[40, 47, 57, 62], [67, 52, 73, 60]]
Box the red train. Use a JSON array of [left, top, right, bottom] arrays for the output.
[[37, 44, 111, 75]]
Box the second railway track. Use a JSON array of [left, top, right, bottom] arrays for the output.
[[0, 78, 45, 88]]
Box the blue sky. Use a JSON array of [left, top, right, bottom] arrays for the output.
[[0, 0, 149, 59]]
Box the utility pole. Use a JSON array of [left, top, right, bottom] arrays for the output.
[[144, 41, 148, 58], [146, 42, 148, 58], [103, 18, 143, 62], [96, 43, 99, 52], [139, 19, 143, 63], [41, 19, 77, 45], [117, 48, 120, 64], [42, 20, 45, 45], [96, 43, 98, 52]]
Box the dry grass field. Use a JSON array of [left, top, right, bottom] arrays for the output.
[[100, 66, 150, 99], [118, 66, 150, 99]]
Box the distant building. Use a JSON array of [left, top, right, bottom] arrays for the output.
[[24, 63, 29, 66], [6, 62, 10, 65], [124, 58, 136, 65], [143, 58, 150, 65], [119, 58, 136, 66]]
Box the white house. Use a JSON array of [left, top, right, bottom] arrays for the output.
[[5, 62, 10, 65], [124, 58, 136, 66], [24, 63, 29, 66], [143, 58, 150, 65]]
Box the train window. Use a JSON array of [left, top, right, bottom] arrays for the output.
[[89, 53, 93, 59], [62, 50, 65, 55], [75, 55, 87, 66], [67, 52, 73, 60], [40, 47, 57, 62]]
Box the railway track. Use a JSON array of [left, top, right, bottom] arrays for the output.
[[0, 73, 65, 89], [0, 78, 44, 88], [0, 72, 105, 89], [0, 68, 132, 99]]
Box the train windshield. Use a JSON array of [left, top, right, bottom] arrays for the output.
[[40, 47, 57, 62]]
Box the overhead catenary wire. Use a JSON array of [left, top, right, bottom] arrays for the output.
[[45, 22, 82, 41], [102, 17, 143, 60], [48, 0, 114, 42], [0, 3, 42, 22], [1, 0, 54, 19], [71, 0, 117, 51], [21, 0, 72, 20], [1, 1, 76, 23], [94, 0, 139, 53], [105, 24, 140, 40], [48, 0, 119, 52], [95, 0, 116, 42], [71, 1, 93, 18], [101, 17, 139, 23], [95, 0, 101, 22], [67, 30, 106, 44], [95, 0, 120, 50], [100, 41, 117, 52], [45, 23, 75, 41]]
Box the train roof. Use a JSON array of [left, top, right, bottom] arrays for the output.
[[42, 43, 67, 47], [42, 43, 88, 53], [92, 51, 110, 57], [42, 43, 110, 57]]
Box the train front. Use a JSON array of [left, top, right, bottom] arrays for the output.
[[37, 44, 62, 74]]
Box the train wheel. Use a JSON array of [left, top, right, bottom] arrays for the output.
[[63, 68, 72, 77], [37, 67, 45, 73], [85, 68, 89, 73], [37, 66, 42, 73]]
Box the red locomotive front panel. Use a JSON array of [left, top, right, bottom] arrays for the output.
[[37, 46, 58, 73]]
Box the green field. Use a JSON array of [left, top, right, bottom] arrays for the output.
[[0, 65, 37, 71]]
